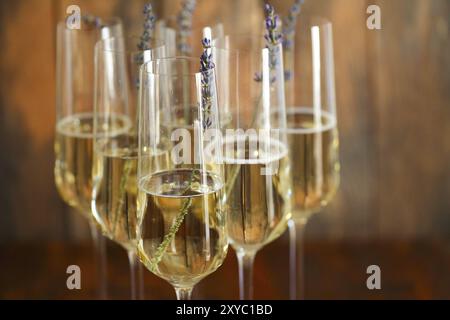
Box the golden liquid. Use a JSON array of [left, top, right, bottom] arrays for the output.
[[92, 143, 138, 251], [223, 138, 292, 252], [137, 169, 228, 288], [286, 108, 340, 223], [55, 113, 130, 218], [55, 114, 96, 217], [92, 136, 171, 251]]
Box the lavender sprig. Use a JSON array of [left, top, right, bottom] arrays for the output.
[[135, 4, 157, 88], [177, 0, 197, 54], [200, 38, 214, 130], [146, 178, 194, 273], [264, 3, 283, 46], [266, 3, 282, 83], [283, 0, 304, 81], [254, 4, 282, 84], [137, 3, 156, 52], [283, 0, 304, 50]]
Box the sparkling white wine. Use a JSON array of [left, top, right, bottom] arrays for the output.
[[92, 136, 171, 251], [55, 113, 96, 217], [92, 138, 138, 251], [286, 107, 340, 223], [223, 137, 292, 253], [137, 169, 228, 288], [54, 113, 130, 217]]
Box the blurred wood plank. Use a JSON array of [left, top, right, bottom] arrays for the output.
[[368, 0, 450, 238], [271, 0, 379, 240], [0, 0, 70, 241]]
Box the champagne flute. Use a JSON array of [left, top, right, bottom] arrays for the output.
[[137, 57, 228, 300], [281, 18, 341, 300], [91, 35, 166, 300], [54, 17, 123, 299], [213, 34, 291, 300]]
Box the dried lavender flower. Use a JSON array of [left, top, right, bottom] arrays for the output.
[[177, 0, 197, 54], [254, 72, 263, 82], [135, 3, 157, 88], [283, 0, 304, 50], [284, 70, 293, 81], [264, 3, 283, 46], [137, 3, 156, 51], [200, 37, 215, 130], [254, 3, 282, 84]]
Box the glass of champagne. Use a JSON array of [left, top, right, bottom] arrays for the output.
[[281, 18, 341, 300], [213, 35, 291, 300], [137, 57, 228, 300], [91, 36, 166, 299], [54, 16, 123, 299]]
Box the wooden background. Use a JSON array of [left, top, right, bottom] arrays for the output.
[[0, 0, 449, 299], [0, 0, 448, 242]]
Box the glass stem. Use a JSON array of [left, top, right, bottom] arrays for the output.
[[289, 219, 307, 300], [288, 219, 296, 300], [175, 287, 193, 300], [137, 260, 145, 300], [89, 220, 108, 300], [237, 250, 256, 300], [127, 250, 137, 300]]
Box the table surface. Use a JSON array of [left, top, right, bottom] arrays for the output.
[[1, 236, 449, 300]]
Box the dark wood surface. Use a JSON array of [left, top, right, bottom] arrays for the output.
[[1, 236, 449, 299]]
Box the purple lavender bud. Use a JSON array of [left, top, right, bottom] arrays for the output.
[[274, 15, 279, 28], [265, 3, 274, 15], [254, 72, 263, 82], [94, 17, 102, 28], [202, 38, 211, 49], [284, 70, 292, 81], [264, 3, 282, 46], [143, 4, 151, 13], [283, 38, 294, 49]]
